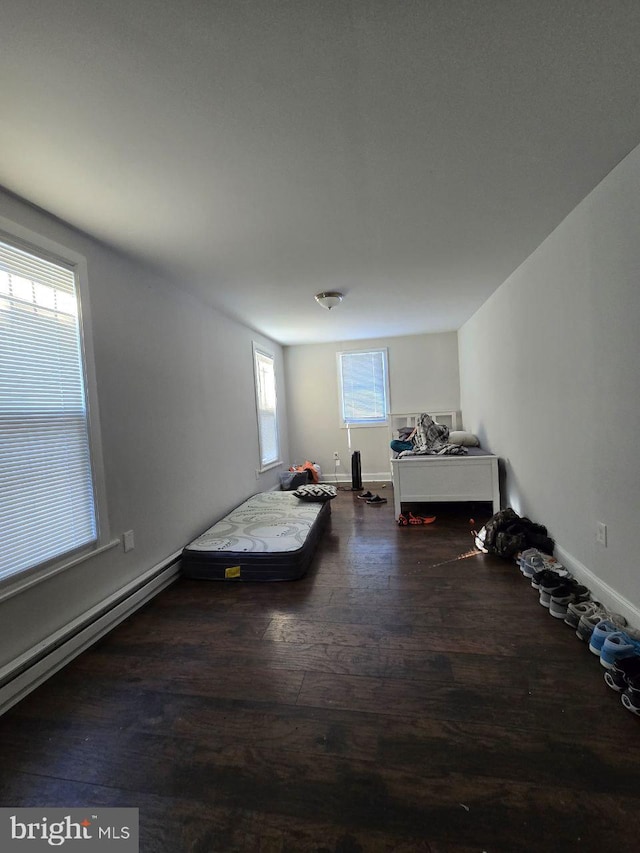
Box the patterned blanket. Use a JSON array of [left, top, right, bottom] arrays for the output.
[[399, 413, 467, 456]]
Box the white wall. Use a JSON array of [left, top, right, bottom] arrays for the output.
[[0, 189, 288, 671], [459, 142, 640, 617], [285, 332, 460, 479]]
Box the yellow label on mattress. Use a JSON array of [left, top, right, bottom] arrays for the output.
[[225, 565, 241, 579]]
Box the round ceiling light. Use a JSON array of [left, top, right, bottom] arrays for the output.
[[314, 291, 343, 310]]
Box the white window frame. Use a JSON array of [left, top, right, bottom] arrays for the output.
[[0, 217, 114, 602], [337, 347, 390, 428], [252, 342, 282, 472]]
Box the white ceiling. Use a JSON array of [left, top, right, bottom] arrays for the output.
[[2, 1, 640, 345]]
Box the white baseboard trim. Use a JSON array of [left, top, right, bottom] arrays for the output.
[[555, 545, 640, 628], [0, 552, 182, 717]]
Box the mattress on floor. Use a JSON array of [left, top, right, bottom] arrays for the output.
[[181, 490, 330, 581]]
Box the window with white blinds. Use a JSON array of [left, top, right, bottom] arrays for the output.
[[253, 344, 280, 469], [337, 348, 389, 426], [0, 236, 98, 582]]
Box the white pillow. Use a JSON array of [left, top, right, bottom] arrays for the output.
[[448, 431, 480, 447]]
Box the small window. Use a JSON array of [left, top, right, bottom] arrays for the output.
[[337, 348, 390, 427], [0, 232, 104, 583], [253, 343, 280, 469]]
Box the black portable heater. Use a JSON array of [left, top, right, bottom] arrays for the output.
[[351, 450, 362, 491]]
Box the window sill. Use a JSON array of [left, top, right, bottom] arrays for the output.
[[258, 460, 284, 474], [341, 422, 389, 429], [0, 538, 121, 605]]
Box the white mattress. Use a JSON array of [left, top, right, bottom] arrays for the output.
[[185, 491, 325, 554]]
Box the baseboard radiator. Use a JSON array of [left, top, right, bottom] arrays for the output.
[[0, 552, 181, 717]]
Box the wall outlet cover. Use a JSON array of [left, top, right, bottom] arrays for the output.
[[123, 530, 135, 552]]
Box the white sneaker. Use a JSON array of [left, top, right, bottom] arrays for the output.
[[576, 605, 626, 642]]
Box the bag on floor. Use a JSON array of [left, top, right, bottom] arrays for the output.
[[279, 471, 310, 490]]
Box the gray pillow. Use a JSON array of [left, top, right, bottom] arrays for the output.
[[448, 430, 480, 446]]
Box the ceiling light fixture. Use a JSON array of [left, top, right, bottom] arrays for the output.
[[314, 291, 343, 310]]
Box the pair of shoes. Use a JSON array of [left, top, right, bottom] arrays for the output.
[[516, 548, 540, 570], [576, 606, 626, 643], [358, 490, 374, 500], [542, 578, 590, 617], [588, 618, 634, 657], [366, 494, 387, 505], [565, 599, 601, 629], [398, 512, 436, 525], [604, 655, 640, 717], [407, 512, 437, 525], [602, 649, 640, 716], [604, 652, 640, 692], [538, 573, 572, 607], [518, 549, 565, 578], [531, 566, 571, 589], [599, 627, 640, 669], [621, 676, 640, 717]]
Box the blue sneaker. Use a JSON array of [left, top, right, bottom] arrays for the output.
[[589, 619, 625, 657], [600, 630, 640, 669]]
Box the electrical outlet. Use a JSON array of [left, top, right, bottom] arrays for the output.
[[123, 530, 135, 552], [596, 522, 607, 547]]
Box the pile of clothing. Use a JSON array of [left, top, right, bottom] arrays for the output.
[[394, 413, 466, 456], [475, 507, 554, 560]]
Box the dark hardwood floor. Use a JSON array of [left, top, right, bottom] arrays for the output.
[[1, 486, 639, 852]]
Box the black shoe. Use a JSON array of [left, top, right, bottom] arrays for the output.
[[547, 579, 590, 617], [604, 653, 640, 692], [621, 673, 640, 716], [357, 490, 374, 500], [531, 567, 570, 590], [366, 494, 387, 504]]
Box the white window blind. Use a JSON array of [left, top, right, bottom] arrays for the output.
[[0, 238, 97, 582], [338, 349, 389, 426], [253, 345, 280, 468]]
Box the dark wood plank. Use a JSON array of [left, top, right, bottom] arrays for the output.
[[295, 670, 626, 734], [65, 652, 305, 705], [97, 638, 454, 682], [263, 616, 524, 656]]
